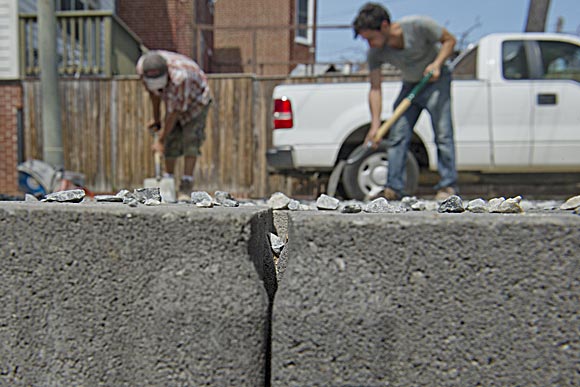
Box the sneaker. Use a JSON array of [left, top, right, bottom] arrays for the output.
[[369, 187, 401, 201], [178, 179, 193, 201], [435, 186, 457, 201]]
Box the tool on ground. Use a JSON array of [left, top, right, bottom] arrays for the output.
[[326, 159, 346, 197], [143, 131, 176, 202], [17, 159, 93, 198], [346, 70, 434, 165]]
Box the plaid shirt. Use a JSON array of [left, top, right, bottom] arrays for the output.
[[137, 50, 211, 125]]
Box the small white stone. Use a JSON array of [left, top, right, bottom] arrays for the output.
[[268, 192, 292, 210], [466, 198, 489, 213], [560, 195, 580, 210], [316, 194, 340, 210]]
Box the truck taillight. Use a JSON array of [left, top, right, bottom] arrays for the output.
[[273, 97, 293, 129]]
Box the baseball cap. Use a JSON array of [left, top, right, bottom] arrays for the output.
[[142, 52, 168, 78], [141, 52, 168, 92]]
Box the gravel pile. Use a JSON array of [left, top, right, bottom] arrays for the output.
[[266, 192, 580, 215], [22, 188, 580, 216]]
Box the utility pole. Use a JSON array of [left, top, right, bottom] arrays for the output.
[[38, 0, 64, 168], [525, 0, 551, 32]]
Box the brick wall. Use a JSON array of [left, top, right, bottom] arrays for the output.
[[116, 0, 315, 75], [0, 82, 22, 196], [214, 0, 295, 75], [193, 0, 214, 71], [117, 0, 195, 58]]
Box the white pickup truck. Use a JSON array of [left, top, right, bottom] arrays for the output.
[[267, 33, 580, 200]]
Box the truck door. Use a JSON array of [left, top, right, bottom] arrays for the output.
[[530, 39, 580, 168], [452, 46, 492, 169], [490, 40, 533, 167]]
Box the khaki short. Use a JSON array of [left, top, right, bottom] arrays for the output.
[[164, 104, 209, 158]]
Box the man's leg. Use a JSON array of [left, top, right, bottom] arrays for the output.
[[385, 88, 422, 196], [165, 158, 177, 175], [183, 156, 197, 178], [163, 121, 183, 177], [179, 106, 209, 196], [177, 156, 196, 200], [424, 72, 457, 192]]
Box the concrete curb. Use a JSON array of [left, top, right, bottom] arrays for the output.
[[272, 212, 580, 386], [0, 202, 275, 386], [3, 202, 579, 386]]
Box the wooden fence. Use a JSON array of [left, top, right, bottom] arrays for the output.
[[22, 73, 372, 198]]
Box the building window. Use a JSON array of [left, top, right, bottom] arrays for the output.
[[56, 0, 109, 11], [295, 0, 314, 45]]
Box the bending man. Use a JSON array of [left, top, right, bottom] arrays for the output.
[[136, 50, 212, 201], [353, 2, 458, 200]]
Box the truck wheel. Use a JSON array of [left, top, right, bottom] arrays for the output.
[[341, 144, 419, 200]]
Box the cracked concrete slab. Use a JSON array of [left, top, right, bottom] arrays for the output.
[[3, 200, 579, 386], [272, 211, 580, 387], [0, 202, 275, 387]]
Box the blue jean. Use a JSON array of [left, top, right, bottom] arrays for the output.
[[385, 68, 457, 194]]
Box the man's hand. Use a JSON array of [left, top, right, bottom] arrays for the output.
[[147, 120, 162, 133], [426, 28, 456, 82], [424, 63, 441, 81], [364, 126, 380, 149]]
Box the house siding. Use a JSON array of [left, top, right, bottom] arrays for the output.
[[17, 0, 35, 13], [0, 0, 19, 79], [19, 0, 115, 13]]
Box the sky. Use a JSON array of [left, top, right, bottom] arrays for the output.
[[316, 0, 580, 63]]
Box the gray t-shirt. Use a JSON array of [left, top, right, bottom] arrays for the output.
[[367, 15, 443, 82]]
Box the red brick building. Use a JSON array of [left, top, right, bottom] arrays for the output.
[[117, 0, 205, 62], [0, 82, 22, 196], [118, 0, 317, 75], [212, 0, 317, 75]]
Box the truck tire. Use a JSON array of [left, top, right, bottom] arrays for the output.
[[341, 143, 419, 200]]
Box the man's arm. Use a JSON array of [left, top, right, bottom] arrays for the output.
[[424, 28, 456, 80], [146, 91, 164, 134], [365, 68, 383, 146], [150, 92, 161, 124], [148, 90, 179, 154], [158, 82, 187, 144], [160, 111, 179, 142], [152, 110, 179, 154]]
